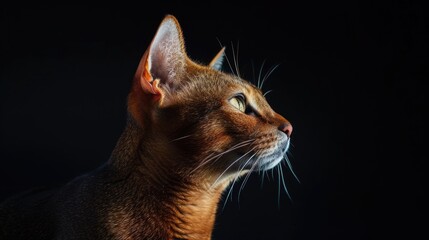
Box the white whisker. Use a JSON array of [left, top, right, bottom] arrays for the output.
[[283, 155, 300, 183], [230, 41, 241, 78], [251, 60, 257, 86], [260, 170, 266, 189], [260, 64, 280, 90], [204, 140, 253, 163], [279, 164, 292, 201], [170, 134, 192, 142], [216, 38, 236, 76], [222, 174, 239, 211], [190, 139, 254, 176], [263, 89, 273, 97], [222, 151, 257, 210], [257, 60, 266, 89], [283, 138, 300, 183], [238, 151, 260, 201], [211, 145, 258, 189], [271, 165, 275, 180]]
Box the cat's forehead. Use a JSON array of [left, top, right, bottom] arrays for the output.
[[186, 67, 266, 100], [223, 74, 264, 97], [212, 71, 261, 92], [170, 66, 275, 116]]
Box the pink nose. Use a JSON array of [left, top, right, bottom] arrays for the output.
[[278, 123, 293, 137]]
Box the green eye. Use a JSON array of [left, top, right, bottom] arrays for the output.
[[229, 95, 246, 112]]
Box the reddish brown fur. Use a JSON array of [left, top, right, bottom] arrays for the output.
[[104, 15, 293, 240], [0, 14, 292, 240]]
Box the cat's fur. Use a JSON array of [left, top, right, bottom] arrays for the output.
[[0, 15, 293, 240]]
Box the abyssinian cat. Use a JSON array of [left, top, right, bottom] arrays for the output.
[[0, 15, 293, 240]]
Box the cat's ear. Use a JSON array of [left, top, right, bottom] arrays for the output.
[[209, 47, 225, 70], [134, 15, 186, 96]]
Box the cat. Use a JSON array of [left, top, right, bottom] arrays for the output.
[[0, 14, 293, 240]]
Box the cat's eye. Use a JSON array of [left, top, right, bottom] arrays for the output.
[[229, 95, 246, 112]]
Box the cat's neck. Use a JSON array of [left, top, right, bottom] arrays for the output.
[[107, 117, 227, 240]]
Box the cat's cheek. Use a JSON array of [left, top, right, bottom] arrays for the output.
[[226, 112, 259, 135]]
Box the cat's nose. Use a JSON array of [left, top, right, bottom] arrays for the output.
[[278, 123, 293, 137]]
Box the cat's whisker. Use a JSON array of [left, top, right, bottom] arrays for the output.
[[260, 169, 266, 189], [239, 159, 257, 191], [241, 150, 262, 186], [170, 134, 193, 142], [190, 139, 254, 176], [271, 165, 276, 180], [237, 151, 261, 201], [222, 151, 258, 210], [236, 159, 255, 202], [260, 63, 280, 90], [283, 138, 300, 183], [211, 146, 257, 189], [251, 60, 257, 86], [217, 38, 236, 76], [257, 60, 266, 89], [283, 154, 300, 183], [222, 174, 240, 210], [190, 151, 217, 174], [263, 89, 273, 97], [203, 139, 253, 163], [278, 164, 292, 201], [230, 41, 241, 78]]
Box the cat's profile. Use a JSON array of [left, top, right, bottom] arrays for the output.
[[0, 15, 293, 240]]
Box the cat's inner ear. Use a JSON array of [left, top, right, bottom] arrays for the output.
[[209, 47, 225, 70], [134, 15, 187, 96]]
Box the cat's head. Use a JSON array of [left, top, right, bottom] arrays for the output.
[[128, 15, 292, 187]]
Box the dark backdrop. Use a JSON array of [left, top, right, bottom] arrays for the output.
[[1, 3, 425, 240]]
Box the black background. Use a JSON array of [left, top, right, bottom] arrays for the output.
[[1, 2, 426, 240]]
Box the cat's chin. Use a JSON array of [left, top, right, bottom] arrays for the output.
[[257, 156, 284, 171], [254, 132, 290, 171]]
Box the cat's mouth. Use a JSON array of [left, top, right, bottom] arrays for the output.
[[241, 131, 290, 171]]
